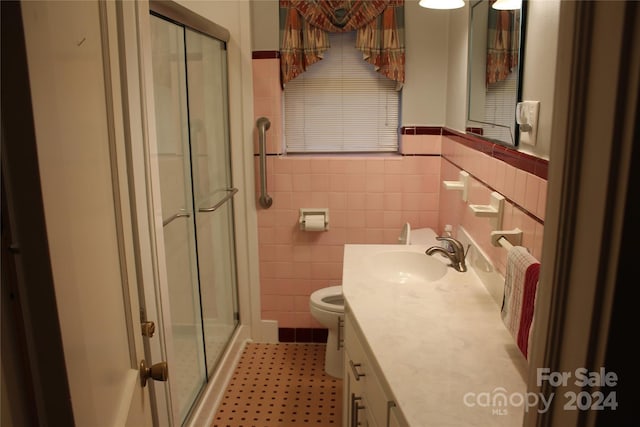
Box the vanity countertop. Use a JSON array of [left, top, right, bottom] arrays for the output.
[[342, 243, 529, 426]]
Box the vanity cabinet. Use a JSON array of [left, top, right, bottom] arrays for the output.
[[343, 307, 409, 427]]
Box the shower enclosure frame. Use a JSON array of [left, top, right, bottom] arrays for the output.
[[128, 1, 245, 425]]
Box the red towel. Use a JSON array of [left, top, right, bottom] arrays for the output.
[[501, 246, 540, 359]]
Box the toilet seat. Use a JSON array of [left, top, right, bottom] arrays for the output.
[[310, 286, 344, 313]]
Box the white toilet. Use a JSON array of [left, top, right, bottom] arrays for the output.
[[309, 285, 344, 378], [397, 222, 438, 245], [309, 224, 438, 378]]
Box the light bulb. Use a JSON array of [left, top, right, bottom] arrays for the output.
[[418, 0, 465, 10], [492, 0, 522, 10]]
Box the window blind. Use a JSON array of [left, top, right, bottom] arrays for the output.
[[482, 72, 517, 144], [284, 32, 400, 153]]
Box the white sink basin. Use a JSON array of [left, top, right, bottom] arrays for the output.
[[366, 250, 448, 284]]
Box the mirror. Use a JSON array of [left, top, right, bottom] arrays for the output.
[[467, 0, 526, 146]]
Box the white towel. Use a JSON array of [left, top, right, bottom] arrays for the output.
[[501, 246, 540, 359]]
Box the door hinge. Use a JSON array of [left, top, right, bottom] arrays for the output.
[[141, 321, 156, 338]]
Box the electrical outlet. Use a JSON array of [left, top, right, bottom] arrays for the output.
[[518, 101, 540, 146]]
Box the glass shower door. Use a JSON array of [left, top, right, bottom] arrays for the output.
[[149, 16, 207, 423], [149, 12, 239, 425], [185, 28, 239, 375]]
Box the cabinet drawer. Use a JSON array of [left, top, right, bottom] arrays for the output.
[[345, 310, 401, 427]]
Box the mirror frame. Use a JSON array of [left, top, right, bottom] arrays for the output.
[[466, 0, 528, 148]]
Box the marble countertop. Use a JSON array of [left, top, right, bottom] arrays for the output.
[[342, 244, 528, 426]]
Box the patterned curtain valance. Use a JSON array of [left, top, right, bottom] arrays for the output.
[[280, 0, 405, 85], [292, 0, 389, 32], [486, 1, 520, 86]]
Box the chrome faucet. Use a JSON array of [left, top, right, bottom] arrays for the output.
[[425, 237, 468, 272]]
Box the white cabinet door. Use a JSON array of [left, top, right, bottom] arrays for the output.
[[344, 309, 408, 427]]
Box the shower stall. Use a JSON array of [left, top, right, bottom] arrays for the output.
[[146, 6, 239, 424]]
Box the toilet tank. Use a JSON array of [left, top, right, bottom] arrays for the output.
[[398, 223, 439, 246]]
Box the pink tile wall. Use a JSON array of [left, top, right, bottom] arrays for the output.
[[252, 56, 444, 328], [400, 134, 442, 155], [256, 155, 441, 328], [252, 56, 547, 328], [252, 58, 283, 154], [439, 136, 546, 275]]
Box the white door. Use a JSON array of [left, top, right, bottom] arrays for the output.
[[20, 1, 158, 425]]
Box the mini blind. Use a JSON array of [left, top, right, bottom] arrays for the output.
[[284, 32, 400, 153], [482, 72, 517, 144]]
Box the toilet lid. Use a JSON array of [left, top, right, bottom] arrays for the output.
[[410, 228, 438, 245], [310, 286, 344, 313], [397, 224, 438, 245]]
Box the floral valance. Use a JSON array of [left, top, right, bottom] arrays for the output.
[[280, 0, 405, 84], [486, 1, 520, 86]]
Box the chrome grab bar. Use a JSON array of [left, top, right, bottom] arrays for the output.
[[256, 117, 272, 208], [162, 211, 191, 227], [198, 187, 238, 212]]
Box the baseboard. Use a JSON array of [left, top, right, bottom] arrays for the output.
[[257, 319, 279, 343], [278, 327, 328, 343]]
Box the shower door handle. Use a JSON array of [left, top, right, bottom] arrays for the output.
[[162, 210, 191, 227], [257, 117, 272, 208], [198, 188, 238, 212]]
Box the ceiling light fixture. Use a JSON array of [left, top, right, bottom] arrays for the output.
[[491, 0, 522, 10], [418, 0, 465, 10]]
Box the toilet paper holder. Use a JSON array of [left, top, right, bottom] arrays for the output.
[[299, 208, 329, 231]]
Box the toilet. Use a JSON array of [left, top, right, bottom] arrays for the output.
[[309, 224, 439, 378], [397, 222, 438, 245], [309, 285, 344, 378]]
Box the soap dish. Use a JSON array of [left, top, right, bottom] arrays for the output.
[[468, 192, 505, 229]]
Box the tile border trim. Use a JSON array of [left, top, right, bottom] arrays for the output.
[[252, 50, 280, 59], [443, 156, 544, 225], [400, 126, 442, 135], [442, 127, 549, 180], [278, 327, 328, 343]]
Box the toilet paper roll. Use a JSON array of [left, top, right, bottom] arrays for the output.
[[303, 214, 326, 231]]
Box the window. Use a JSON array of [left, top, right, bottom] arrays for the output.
[[284, 31, 400, 153]]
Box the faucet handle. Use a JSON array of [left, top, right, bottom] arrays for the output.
[[436, 236, 465, 255]]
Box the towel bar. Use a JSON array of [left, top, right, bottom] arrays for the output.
[[490, 228, 523, 249], [497, 236, 514, 251]]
